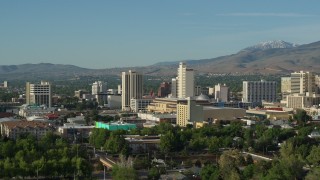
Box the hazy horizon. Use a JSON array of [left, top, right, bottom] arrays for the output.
[[1, 0, 320, 69]]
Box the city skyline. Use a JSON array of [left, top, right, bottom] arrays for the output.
[[1, 0, 320, 69]]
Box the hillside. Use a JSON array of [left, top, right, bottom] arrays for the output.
[[0, 40, 320, 80]]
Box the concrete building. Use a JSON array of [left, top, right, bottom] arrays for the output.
[[0, 120, 53, 140], [242, 80, 277, 103], [176, 98, 246, 127], [215, 83, 229, 102], [290, 71, 316, 95], [203, 107, 246, 122], [118, 85, 122, 95], [157, 82, 171, 98], [74, 90, 88, 99], [208, 87, 215, 96], [92, 81, 106, 95], [147, 98, 178, 113], [177, 62, 194, 98], [281, 77, 291, 100], [246, 109, 289, 120], [26, 81, 52, 108], [124, 135, 160, 154], [286, 94, 320, 109], [18, 104, 56, 117], [194, 86, 202, 96], [122, 70, 143, 111], [177, 98, 203, 127], [137, 113, 176, 124], [107, 95, 122, 109], [130, 98, 153, 112], [107, 89, 118, 95], [3, 81, 8, 88], [58, 124, 94, 141], [170, 78, 177, 98]]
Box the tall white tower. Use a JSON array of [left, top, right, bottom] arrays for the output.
[[121, 70, 143, 111], [177, 62, 194, 99], [92, 81, 106, 95]]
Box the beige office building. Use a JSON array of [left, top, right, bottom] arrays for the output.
[[177, 62, 194, 98], [121, 70, 143, 111], [26, 81, 52, 108], [290, 71, 316, 95], [177, 98, 203, 127]]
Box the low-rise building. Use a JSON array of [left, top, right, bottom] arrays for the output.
[[246, 109, 289, 120], [0, 120, 53, 140], [130, 98, 153, 112], [95, 121, 136, 131], [58, 123, 94, 141], [19, 104, 56, 117], [124, 135, 160, 154]]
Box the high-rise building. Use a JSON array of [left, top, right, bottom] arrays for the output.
[[3, 81, 8, 88], [170, 78, 177, 98], [242, 80, 277, 103], [26, 81, 52, 108], [157, 82, 171, 98], [121, 70, 143, 111], [215, 83, 229, 102], [177, 62, 194, 98], [92, 81, 106, 95], [290, 71, 316, 96], [194, 86, 202, 96]]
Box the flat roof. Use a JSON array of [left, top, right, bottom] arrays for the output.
[[203, 106, 243, 110]]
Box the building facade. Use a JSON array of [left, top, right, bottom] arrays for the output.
[[176, 98, 203, 127], [121, 70, 144, 111], [92, 81, 106, 95], [130, 98, 153, 112], [26, 81, 52, 108], [290, 71, 316, 95], [215, 83, 229, 102], [0, 120, 53, 140], [242, 80, 277, 103], [177, 62, 194, 98], [157, 82, 171, 98]]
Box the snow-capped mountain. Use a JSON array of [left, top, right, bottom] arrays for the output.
[[242, 40, 299, 51]]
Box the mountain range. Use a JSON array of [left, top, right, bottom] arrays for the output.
[[1, 40, 320, 80]]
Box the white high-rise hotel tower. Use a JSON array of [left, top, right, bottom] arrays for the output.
[[172, 62, 194, 98], [121, 70, 143, 111]]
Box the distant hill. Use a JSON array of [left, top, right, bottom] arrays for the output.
[[1, 40, 320, 80], [242, 40, 299, 52]]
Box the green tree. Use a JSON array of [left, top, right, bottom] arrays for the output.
[[294, 109, 312, 125], [208, 136, 222, 153], [200, 164, 220, 180], [218, 150, 243, 179], [307, 145, 320, 167], [89, 128, 110, 148], [160, 131, 177, 154], [112, 155, 138, 180], [148, 167, 160, 180], [104, 134, 128, 155]]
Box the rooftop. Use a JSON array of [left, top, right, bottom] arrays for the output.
[[1, 120, 51, 129]]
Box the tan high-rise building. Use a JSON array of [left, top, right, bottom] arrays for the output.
[[177, 62, 194, 98], [121, 70, 143, 111], [26, 81, 52, 108], [290, 71, 315, 96]]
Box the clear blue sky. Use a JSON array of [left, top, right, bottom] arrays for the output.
[[1, 0, 319, 69]]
